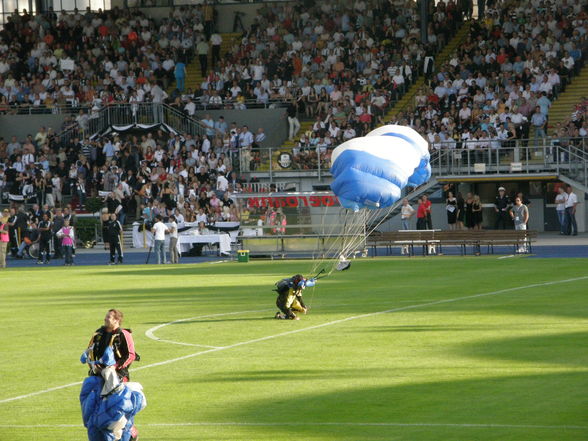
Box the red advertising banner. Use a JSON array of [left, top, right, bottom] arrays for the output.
[[246, 195, 340, 208]]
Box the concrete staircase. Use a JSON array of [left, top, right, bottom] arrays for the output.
[[385, 21, 471, 120], [546, 67, 588, 129], [168, 32, 242, 94]]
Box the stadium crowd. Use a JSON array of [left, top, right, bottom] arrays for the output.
[[0, 0, 471, 202], [0, 0, 458, 115], [387, 0, 588, 150], [0, 117, 261, 222], [1, 0, 587, 260]]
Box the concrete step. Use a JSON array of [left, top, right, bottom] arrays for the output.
[[547, 62, 588, 126], [385, 21, 471, 120]]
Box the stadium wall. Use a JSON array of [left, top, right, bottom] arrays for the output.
[[195, 108, 288, 147], [257, 176, 587, 233], [0, 114, 67, 141]]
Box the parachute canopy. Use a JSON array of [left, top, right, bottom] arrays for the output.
[[330, 125, 431, 212]]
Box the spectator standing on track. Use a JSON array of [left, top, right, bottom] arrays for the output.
[[456, 193, 465, 230], [422, 195, 433, 229], [472, 195, 483, 230], [564, 185, 578, 236], [57, 219, 75, 266], [416, 197, 427, 230], [107, 213, 123, 265], [401, 198, 415, 230], [446, 192, 458, 230], [511, 196, 529, 253], [555, 187, 568, 235], [37, 212, 52, 264], [151, 215, 169, 264], [465, 192, 475, 230], [169, 215, 179, 264], [0, 209, 10, 268], [494, 187, 511, 229]]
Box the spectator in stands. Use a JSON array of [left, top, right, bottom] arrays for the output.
[[174, 59, 187, 93]]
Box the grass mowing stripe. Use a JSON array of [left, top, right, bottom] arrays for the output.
[[2, 274, 587, 406], [2, 422, 587, 430]]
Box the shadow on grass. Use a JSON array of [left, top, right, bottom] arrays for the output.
[[454, 331, 588, 368], [203, 371, 588, 440], [184, 368, 388, 384]]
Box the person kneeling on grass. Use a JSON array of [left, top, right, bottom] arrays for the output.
[[273, 274, 316, 320]]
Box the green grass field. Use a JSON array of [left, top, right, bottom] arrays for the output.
[[1, 257, 587, 441]]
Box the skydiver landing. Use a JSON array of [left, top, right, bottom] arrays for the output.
[[273, 274, 316, 320]]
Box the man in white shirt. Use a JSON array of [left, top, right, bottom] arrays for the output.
[[216, 172, 229, 193], [151, 215, 169, 264], [168, 215, 179, 264], [564, 185, 578, 235], [238, 126, 254, 148], [255, 128, 266, 145], [184, 98, 196, 116]]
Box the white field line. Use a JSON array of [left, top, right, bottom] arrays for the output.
[[1, 275, 587, 406], [145, 309, 273, 348], [497, 255, 516, 259], [0, 422, 586, 430]]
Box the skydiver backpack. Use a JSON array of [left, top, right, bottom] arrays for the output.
[[273, 278, 291, 295]]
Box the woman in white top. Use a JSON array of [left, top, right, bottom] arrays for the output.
[[555, 186, 568, 235]]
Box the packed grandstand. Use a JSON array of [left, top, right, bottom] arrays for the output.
[[0, 0, 587, 259]]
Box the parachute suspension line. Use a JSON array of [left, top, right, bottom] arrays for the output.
[[318, 208, 355, 276], [325, 208, 367, 277], [307, 205, 347, 310], [336, 201, 396, 266], [310, 205, 340, 273], [337, 209, 373, 267]]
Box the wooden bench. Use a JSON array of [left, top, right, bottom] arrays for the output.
[[367, 230, 537, 256]]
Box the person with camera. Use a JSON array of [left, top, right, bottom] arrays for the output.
[[151, 214, 169, 264], [107, 213, 124, 265]]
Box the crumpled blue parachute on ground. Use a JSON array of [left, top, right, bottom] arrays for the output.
[[330, 125, 431, 212], [80, 347, 146, 441]]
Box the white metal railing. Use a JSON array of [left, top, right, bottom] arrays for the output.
[[236, 138, 588, 188]]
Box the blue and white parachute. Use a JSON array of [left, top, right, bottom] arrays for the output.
[[330, 125, 431, 212]]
